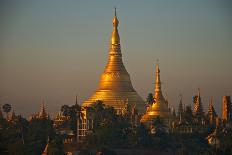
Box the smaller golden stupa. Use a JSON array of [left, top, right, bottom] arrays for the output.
[[141, 63, 171, 123]]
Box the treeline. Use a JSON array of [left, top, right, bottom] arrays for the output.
[[1, 101, 232, 155], [0, 115, 64, 155]]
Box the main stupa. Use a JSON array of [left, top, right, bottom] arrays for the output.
[[82, 9, 145, 114]]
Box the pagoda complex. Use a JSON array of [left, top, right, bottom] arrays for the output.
[[82, 9, 145, 114]]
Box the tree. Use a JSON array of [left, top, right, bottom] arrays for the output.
[[146, 93, 154, 105], [26, 119, 56, 154], [61, 105, 70, 116], [136, 124, 152, 147], [85, 102, 134, 147], [47, 136, 65, 155], [151, 117, 168, 135], [69, 103, 81, 132], [96, 147, 117, 155], [91, 100, 104, 112], [60, 103, 81, 133], [78, 149, 91, 155], [2, 104, 11, 119]]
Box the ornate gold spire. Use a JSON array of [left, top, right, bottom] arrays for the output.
[[82, 9, 145, 114], [75, 95, 78, 105], [194, 88, 204, 117], [141, 64, 171, 123], [154, 63, 163, 101], [111, 7, 120, 46], [208, 98, 216, 115], [39, 100, 47, 119], [208, 97, 217, 124], [178, 94, 184, 116], [222, 96, 232, 122]]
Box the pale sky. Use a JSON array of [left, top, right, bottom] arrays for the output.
[[0, 0, 232, 117]]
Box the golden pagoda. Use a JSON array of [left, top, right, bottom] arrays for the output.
[[222, 96, 232, 122], [39, 100, 48, 119], [207, 98, 217, 125], [193, 88, 204, 117], [82, 9, 145, 114], [141, 63, 171, 123]]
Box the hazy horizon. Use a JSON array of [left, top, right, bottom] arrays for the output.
[[1, 0, 232, 117]]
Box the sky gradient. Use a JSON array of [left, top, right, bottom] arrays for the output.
[[1, 0, 232, 117]]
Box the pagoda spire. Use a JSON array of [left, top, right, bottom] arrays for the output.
[[75, 95, 78, 105], [194, 88, 204, 117], [208, 97, 217, 124], [109, 7, 121, 55], [114, 7, 117, 16], [208, 98, 214, 113], [102, 8, 127, 75], [178, 94, 184, 117], [154, 62, 164, 101], [39, 99, 47, 119], [222, 96, 232, 122]]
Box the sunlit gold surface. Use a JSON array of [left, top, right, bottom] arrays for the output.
[[82, 9, 145, 114], [141, 64, 171, 123], [222, 96, 231, 122]]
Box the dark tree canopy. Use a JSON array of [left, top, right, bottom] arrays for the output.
[[146, 93, 154, 105], [60, 103, 81, 133], [2, 104, 11, 114]]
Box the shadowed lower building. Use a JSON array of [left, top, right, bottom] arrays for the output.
[[82, 9, 145, 114]]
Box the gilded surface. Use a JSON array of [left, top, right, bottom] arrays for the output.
[[141, 64, 171, 123], [82, 10, 145, 114]]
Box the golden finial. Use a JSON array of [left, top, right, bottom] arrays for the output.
[[111, 7, 120, 45], [197, 88, 201, 97], [156, 58, 159, 65], [154, 60, 162, 99], [156, 59, 160, 73], [114, 7, 117, 17], [112, 7, 119, 28], [75, 95, 78, 105], [179, 94, 183, 102]]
